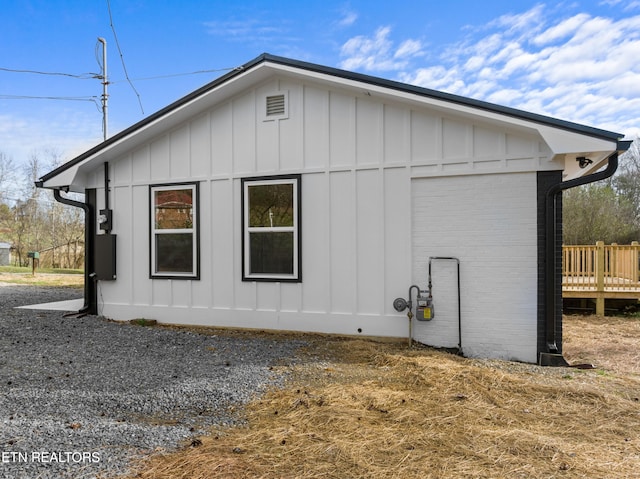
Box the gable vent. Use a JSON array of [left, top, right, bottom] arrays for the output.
[[266, 94, 286, 117]]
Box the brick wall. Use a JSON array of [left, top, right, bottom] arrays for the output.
[[411, 172, 539, 362]]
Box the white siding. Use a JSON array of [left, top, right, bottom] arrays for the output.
[[303, 86, 329, 169], [329, 171, 357, 314], [92, 75, 551, 361], [300, 172, 329, 312]]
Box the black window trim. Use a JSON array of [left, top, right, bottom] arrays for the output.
[[241, 174, 302, 282], [149, 181, 201, 280]]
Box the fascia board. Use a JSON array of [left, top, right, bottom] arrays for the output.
[[536, 125, 617, 155], [39, 166, 82, 191]]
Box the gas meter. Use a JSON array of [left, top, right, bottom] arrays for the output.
[[416, 290, 434, 321]]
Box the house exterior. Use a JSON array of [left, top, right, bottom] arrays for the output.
[[37, 54, 629, 364]]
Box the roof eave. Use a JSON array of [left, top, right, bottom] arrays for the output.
[[38, 54, 272, 186], [261, 53, 625, 142], [38, 53, 627, 187]]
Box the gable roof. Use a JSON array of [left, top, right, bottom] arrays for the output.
[[38, 53, 628, 189]]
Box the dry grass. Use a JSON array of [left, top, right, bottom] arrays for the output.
[[125, 316, 640, 479], [0, 272, 84, 288], [564, 314, 640, 376]]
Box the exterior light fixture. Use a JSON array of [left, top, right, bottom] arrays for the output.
[[576, 156, 593, 169]]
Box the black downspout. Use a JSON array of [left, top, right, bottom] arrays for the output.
[[100, 162, 112, 234], [53, 189, 96, 315], [543, 146, 628, 362]]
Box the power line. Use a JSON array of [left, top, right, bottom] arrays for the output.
[[0, 65, 242, 86], [0, 94, 98, 103], [109, 67, 240, 83], [0, 67, 98, 79], [0, 64, 243, 111], [105, 0, 144, 115], [0, 65, 242, 84]]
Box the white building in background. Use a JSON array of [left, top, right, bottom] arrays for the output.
[[0, 242, 10, 266]]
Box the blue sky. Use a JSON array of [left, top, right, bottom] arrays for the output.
[[1, 0, 639, 169]]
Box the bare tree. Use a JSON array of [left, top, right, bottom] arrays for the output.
[[613, 138, 640, 222], [563, 183, 638, 244], [0, 151, 16, 205], [0, 149, 84, 268]]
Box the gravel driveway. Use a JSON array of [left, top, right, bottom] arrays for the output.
[[0, 284, 305, 478]]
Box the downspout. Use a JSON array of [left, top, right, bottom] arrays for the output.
[[53, 189, 95, 315], [544, 142, 630, 361]]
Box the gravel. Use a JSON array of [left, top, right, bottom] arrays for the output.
[[0, 283, 306, 478]]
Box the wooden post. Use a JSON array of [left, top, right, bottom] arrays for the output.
[[633, 241, 639, 283], [596, 241, 605, 316]]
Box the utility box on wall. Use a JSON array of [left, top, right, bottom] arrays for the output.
[[95, 234, 116, 280]]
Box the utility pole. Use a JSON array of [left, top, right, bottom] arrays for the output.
[[97, 37, 108, 141]]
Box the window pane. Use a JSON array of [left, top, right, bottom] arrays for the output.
[[248, 183, 294, 227], [249, 232, 294, 275], [155, 233, 193, 273], [155, 189, 193, 229]]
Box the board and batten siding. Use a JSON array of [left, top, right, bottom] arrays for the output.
[[88, 76, 552, 358]]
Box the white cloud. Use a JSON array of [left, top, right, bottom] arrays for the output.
[[396, 4, 640, 138], [394, 39, 423, 59], [203, 17, 293, 47], [339, 26, 423, 71], [0, 109, 102, 167], [204, 19, 284, 37], [533, 13, 590, 45], [398, 65, 467, 94], [601, 0, 640, 12], [491, 4, 545, 37], [336, 8, 358, 28]]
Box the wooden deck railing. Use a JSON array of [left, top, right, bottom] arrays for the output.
[[562, 241, 640, 314]]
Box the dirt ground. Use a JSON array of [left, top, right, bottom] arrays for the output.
[[124, 314, 640, 479]]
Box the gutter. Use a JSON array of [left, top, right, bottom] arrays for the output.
[[542, 140, 632, 365], [52, 189, 95, 316]]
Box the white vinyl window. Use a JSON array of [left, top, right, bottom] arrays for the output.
[[150, 183, 199, 279], [242, 175, 301, 281]]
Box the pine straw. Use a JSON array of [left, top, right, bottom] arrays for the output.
[[564, 314, 640, 376], [126, 319, 640, 479]]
